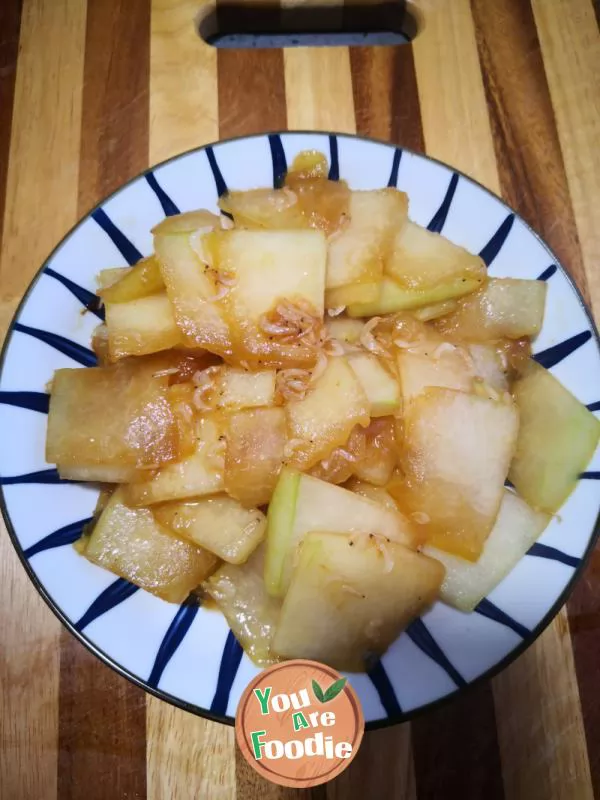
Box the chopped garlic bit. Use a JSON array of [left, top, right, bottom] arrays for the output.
[[410, 511, 430, 525]]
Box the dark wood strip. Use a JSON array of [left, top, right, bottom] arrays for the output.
[[217, 48, 287, 140], [58, 1, 150, 798], [471, 0, 599, 791], [77, 0, 151, 215], [349, 41, 504, 800], [0, 0, 23, 252], [564, 546, 600, 797], [327, 725, 414, 799], [349, 45, 425, 153], [58, 630, 147, 800], [471, 0, 588, 302], [411, 683, 505, 800]]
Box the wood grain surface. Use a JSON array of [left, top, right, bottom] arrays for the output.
[[0, 1, 599, 798]]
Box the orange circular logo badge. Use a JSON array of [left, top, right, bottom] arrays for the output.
[[235, 659, 364, 788]]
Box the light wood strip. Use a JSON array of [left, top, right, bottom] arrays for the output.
[[284, 47, 356, 133], [0, 1, 87, 798], [410, 6, 505, 797], [531, 0, 600, 314], [411, 0, 499, 193], [493, 611, 594, 800], [0, 545, 61, 800], [147, 4, 229, 798], [0, 0, 86, 335], [147, 703, 236, 799], [149, 0, 218, 165]]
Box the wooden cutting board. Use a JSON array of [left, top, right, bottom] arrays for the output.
[[0, 0, 599, 798]]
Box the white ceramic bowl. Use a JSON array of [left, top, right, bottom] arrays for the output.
[[1, 132, 599, 729]]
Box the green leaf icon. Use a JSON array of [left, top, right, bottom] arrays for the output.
[[312, 679, 325, 703], [323, 677, 347, 702]]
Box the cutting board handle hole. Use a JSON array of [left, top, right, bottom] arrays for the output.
[[197, 2, 418, 48]]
